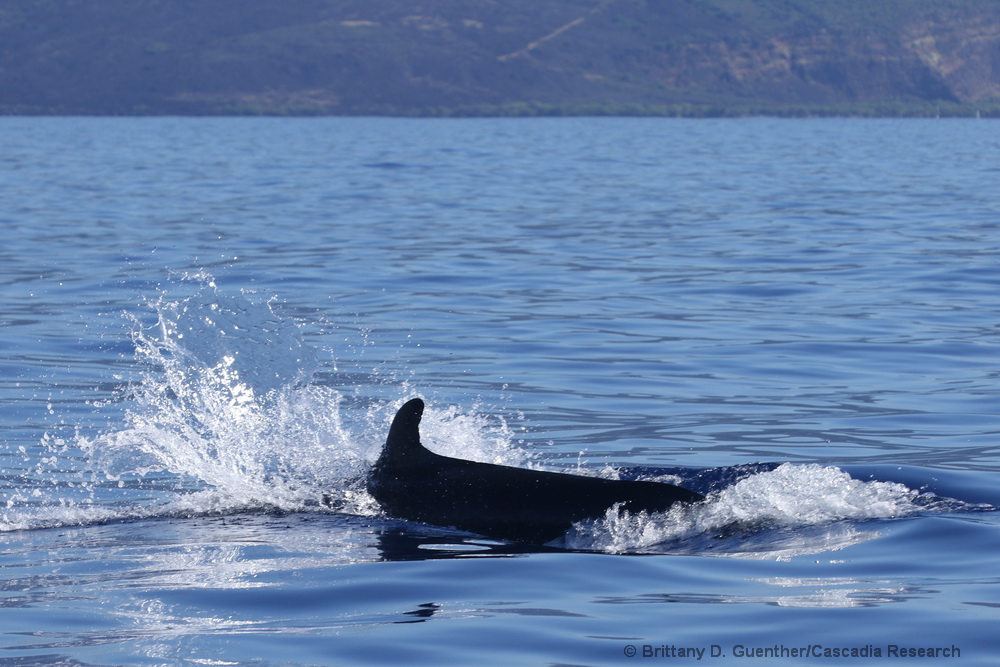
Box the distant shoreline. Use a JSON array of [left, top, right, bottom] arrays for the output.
[[6, 1, 1000, 121], [3, 100, 1000, 119]]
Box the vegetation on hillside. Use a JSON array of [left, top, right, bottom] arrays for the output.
[[2, 0, 999, 116]]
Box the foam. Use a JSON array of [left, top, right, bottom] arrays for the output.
[[561, 463, 925, 554], [5, 280, 521, 533], [6, 278, 966, 558]]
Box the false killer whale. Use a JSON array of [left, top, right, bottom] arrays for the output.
[[367, 398, 705, 544]]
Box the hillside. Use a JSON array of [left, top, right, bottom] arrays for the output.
[[2, 0, 1000, 116]]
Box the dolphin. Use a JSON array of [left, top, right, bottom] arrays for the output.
[[367, 398, 705, 544]]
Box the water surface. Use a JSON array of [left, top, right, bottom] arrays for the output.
[[1, 117, 998, 665]]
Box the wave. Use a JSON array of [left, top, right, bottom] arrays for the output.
[[561, 463, 931, 555]]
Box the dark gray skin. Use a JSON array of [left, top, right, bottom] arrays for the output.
[[367, 398, 705, 544]]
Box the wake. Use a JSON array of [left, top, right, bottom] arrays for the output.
[[5, 277, 986, 559]]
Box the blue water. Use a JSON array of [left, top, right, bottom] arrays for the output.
[[2, 117, 999, 665]]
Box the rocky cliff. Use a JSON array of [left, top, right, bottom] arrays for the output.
[[2, 0, 999, 115]]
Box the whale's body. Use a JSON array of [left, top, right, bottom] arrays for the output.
[[367, 398, 704, 543]]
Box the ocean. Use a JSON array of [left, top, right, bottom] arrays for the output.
[[1, 116, 998, 665]]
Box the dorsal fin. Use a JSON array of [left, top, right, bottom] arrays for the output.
[[382, 397, 427, 462]]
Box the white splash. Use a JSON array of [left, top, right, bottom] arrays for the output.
[[417, 401, 533, 468], [562, 463, 924, 555], [74, 286, 368, 515], [5, 277, 966, 560], [4, 279, 524, 533]]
